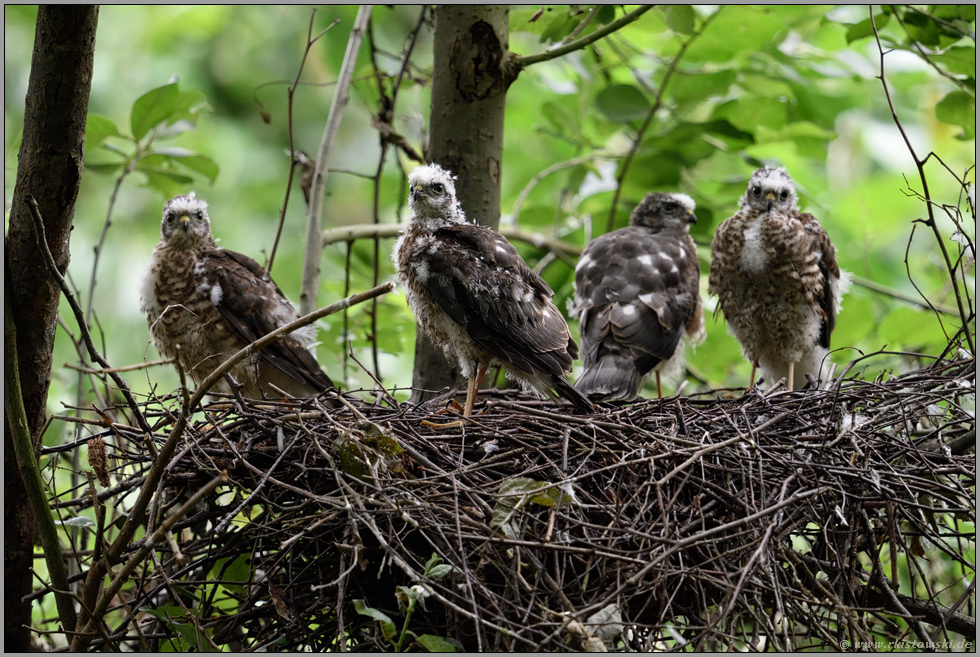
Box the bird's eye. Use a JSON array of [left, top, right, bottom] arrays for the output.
[[780, 190, 789, 200], [663, 203, 678, 214], [165, 213, 174, 224], [751, 186, 762, 197], [195, 211, 203, 221], [432, 183, 445, 194]]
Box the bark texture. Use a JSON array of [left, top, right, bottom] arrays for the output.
[[411, 5, 517, 400], [4, 5, 98, 648]]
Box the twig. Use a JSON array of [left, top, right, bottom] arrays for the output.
[[24, 195, 152, 436], [268, 11, 341, 272], [65, 358, 173, 374], [323, 222, 584, 258], [71, 472, 228, 650], [71, 282, 392, 650], [514, 5, 656, 68], [300, 5, 374, 315], [870, 10, 975, 355], [510, 152, 611, 226]]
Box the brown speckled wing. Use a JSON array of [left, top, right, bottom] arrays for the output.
[[576, 226, 701, 399], [420, 223, 578, 381], [203, 248, 334, 392], [798, 211, 840, 349]]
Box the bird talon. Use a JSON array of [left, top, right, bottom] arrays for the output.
[[444, 399, 465, 414]]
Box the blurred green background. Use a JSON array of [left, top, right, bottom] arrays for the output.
[[4, 5, 975, 428]]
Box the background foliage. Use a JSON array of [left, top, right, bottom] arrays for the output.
[[4, 5, 975, 646], [5, 4, 974, 406]]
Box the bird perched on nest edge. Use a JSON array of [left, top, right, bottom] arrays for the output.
[[140, 193, 336, 400], [574, 192, 705, 401], [709, 167, 850, 391], [393, 163, 593, 418]]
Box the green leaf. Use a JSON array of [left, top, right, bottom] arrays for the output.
[[415, 634, 460, 652], [902, 10, 942, 46], [714, 96, 788, 131], [427, 564, 455, 580], [423, 553, 456, 580], [540, 11, 581, 44], [595, 5, 616, 24], [141, 606, 217, 652], [85, 115, 121, 151], [172, 89, 210, 122], [684, 8, 788, 63], [935, 90, 976, 140], [354, 599, 397, 641], [666, 5, 696, 36], [754, 121, 835, 144], [931, 46, 975, 77], [670, 70, 737, 103], [131, 82, 180, 141], [844, 13, 889, 43], [395, 584, 420, 611], [177, 154, 220, 183], [490, 477, 573, 536], [595, 84, 650, 123], [137, 168, 196, 198]]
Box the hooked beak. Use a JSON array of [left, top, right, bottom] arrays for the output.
[[410, 185, 424, 202], [687, 210, 697, 225], [179, 215, 191, 232], [765, 192, 775, 213]]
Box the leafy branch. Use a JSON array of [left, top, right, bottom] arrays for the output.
[[605, 9, 718, 232], [514, 5, 655, 68]]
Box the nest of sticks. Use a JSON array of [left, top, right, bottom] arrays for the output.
[[52, 356, 975, 651]]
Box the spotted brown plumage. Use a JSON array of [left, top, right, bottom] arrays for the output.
[[574, 192, 704, 401], [708, 167, 850, 391], [393, 164, 592, 416], [140, 193, 335, 399]]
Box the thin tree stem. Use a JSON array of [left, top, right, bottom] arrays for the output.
[[4, 288, 79, 635], [301, 5, 374, 315]]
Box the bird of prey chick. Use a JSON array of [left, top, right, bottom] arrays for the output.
[[394, 164, 593, 418], [575, 192, 704, 401], [141, 193, 335, 399], [709, 167, 850, 391]]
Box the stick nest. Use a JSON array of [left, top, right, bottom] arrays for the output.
[[59, 357, 976, 651]]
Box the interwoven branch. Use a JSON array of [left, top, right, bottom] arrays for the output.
[[42, 355, 975, 651]]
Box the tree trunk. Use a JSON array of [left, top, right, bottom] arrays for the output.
[[4, 6, 98, 648], [411, 5, 518, 401]]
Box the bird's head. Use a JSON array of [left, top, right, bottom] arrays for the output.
[[630, 192, 697, 232], [741, 167, 798, 215], [407, 164, 464, 224], [160, 193, 213, 249]]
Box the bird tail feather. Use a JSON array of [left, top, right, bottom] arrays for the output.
[[554, 376, 596, 412], [575, 355, 641, 402]]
